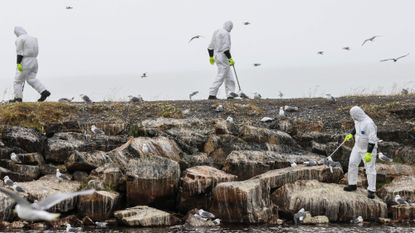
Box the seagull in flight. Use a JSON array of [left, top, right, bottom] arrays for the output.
[[0, 187, 95, 221], [189, 35, 203, 43], [66, 6, 73, 10], [317, 51, 324, 55], [141, 73, 148, 78], [342, 47, 351, 51], [243, 22, 251, 25], [189, 91, 199, 100], [253, 63, 261, 67], [362, 35, 381, 46], [380, 53, 410, 63]]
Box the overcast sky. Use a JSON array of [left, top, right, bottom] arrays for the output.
[[0, 0, 414, 101]]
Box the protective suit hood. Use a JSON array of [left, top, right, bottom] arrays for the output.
[[350, 106, 368, 122], [223, 21, 233, 32], [14, 26, 27, 37]]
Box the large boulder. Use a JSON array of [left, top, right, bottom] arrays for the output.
[[211, 179, 272, 223], [77, 191, 120, 221], [18, 175, 82, 213], [12, 153, 45, 165], [114, 206, 180, 227], [239, 125, 297, 148], [1, 127, 44, 153], [165, 127, 209, 154], [180, 153, 215, 170], [125, 156, 180, 208], [376, 163, 414, 183], [178, 166, 237, 212], [89, 164, 125, 192], [65, 150, 112, 172], [378, 176, 415, 206], [45, 132, 127, 163], [251, 165, 343, 190], [223, 151, 323, 180], [272, 180, 387, 222], [0, 160, 40, 181]]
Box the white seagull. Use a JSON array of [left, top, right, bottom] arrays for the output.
[[378, 152, 393, 162], [260, 117, 274, 123], [395, 195, 409, 205], [10, 152, 22, 163], [56, 169, 72, 181], [0, 187, 95, 221], [279, 107, 285, 116], [198, 209, 215, 219], [91, 125, 105, 135], [58, 97, 74, 103], [226, 116, 234, 124], [65, 223, 82, 232], [95, 221, 108, 228], [3, 176, 14, 187], [293, 208, 306, 225]]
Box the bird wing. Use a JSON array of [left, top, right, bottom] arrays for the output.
[[380, 58, 393, 62], [396, 53, 410, 60], [361, 39, 369, 46], [35, 189, 95, 210], [0, 187, 31, 207]]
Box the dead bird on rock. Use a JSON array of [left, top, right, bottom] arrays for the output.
[[284, 105, 299, 112], [395, 195, 409, 205], [260, 117, 274, 122], [303, 160, 318, 166], [198, 209, 215, 219], [322, 157, 342, 173], [351, 216, 363, 225], [58, 97, 74, 103]]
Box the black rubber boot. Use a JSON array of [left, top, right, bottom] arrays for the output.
[[9, 98, 22, 103], [38, 90, 51, 102], [368, 191, 375, 199], [208, 95, 217, 100], [343, 185, 357, 192]]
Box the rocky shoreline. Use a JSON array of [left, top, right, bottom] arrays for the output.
[[0, 95, 414, 231]]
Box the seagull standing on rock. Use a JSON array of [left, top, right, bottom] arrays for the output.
[[378, 152, 393, 162], [279, 107, 285, 116], [91, 125, 105, 135], [80, 94, 92, 104], [95, 221, 108, 228], [0, 187, 95, 221], [3, 176, 14, 187], [395, 195, 409, 205], [325, 94, 336, 103], [65, 223, 82, 232], [56, 169, 71, 181], [10, 152, 22, 163], [351, 216, 363, 224]]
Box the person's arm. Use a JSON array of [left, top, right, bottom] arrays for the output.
[[366, 123, 378, 153]]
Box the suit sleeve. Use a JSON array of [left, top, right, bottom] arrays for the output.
[[366, 122, 378, 153], [208, 31, 216, 51], [15, 38, 24, 56]]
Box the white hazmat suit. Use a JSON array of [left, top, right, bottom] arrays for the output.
[[348, 106, 378, 192], [14, 26, 46, 99], [208, 21, 236, 98]]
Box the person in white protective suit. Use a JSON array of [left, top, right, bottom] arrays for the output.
[[343, 106, 378, 199], [11, 26, 50, 103], [207, 21, 237, 100]]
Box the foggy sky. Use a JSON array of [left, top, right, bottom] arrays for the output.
[[0, 0, 414, 101]]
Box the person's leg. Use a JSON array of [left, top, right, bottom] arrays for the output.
[[345, 147, 361, 191], [365, 149, 377, 198], [208, 55, 226, 99], [13, 71, 26, 101], [26, 71, 46, 94]]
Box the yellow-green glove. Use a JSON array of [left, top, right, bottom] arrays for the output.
[[17, 64, 23, 72], [229, 58, 235, 66], [209, 57, 215, 65], [364, 152, 372, 163], [344, 133, 353, 142]]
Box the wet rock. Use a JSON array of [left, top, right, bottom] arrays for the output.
[[377, 176, 415, 206], [0, 192, 16, 221], [376, 163, 414, 183], [1, 126, 44, 153], [311, 141, 338, 156], [72, 171, 89, 182], [303, 212, 329, 225], [178, 166, 237, 212], [378, 217, 392, 224], [30, 222, 47, 230], [114, 205, 180, 227], [0, 221, 10, 230], [44, 121, 81, 136], [239, 125, 297, 147], [126, 156, 180, 208], [214, 119, 229, 135], [0, 147, 26, 160], [45, 132, 127, 163], [90, 164, 125, 192], [339, 171, 367, 188], [0, 159, 40, 181], [391, 204, 415, 221], [251, 165, 343, 190], [166, 128, 209, 154], [18, 175, 82, 213], [65, 150, 112, 172], [272, 180, 387, 222], [211, 179, 272, 223], [12, 153, 44, 165], [78, 191, 120, 221], [204, 134, 258, 168], [39, 163, 58, 176], [393, 146, 415, 165], [49, 215, 82, 229], [223, 150, 323, 180], [82, 216, 95, 226], [180, 153, 215, 169], [141, 117, 203, 129]]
